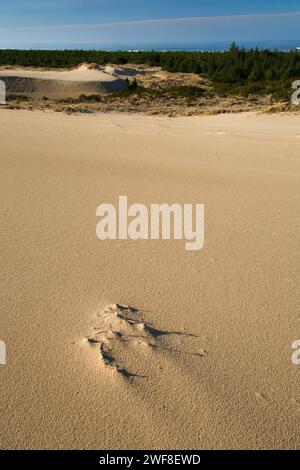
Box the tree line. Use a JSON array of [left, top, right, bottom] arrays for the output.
[[0, 44, 299, 97]]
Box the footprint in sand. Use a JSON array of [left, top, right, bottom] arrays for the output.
[[84, 304, 205, 380]]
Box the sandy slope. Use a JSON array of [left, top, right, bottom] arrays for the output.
[[0, 65, 121, 82], [0, 110, 299, 450], [0, 65, 126, 97]]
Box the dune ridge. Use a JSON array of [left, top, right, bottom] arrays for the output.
[[0, 64, 126, 98]]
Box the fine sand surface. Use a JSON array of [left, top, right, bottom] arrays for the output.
[[0, 65, 126, 97], [0, 110, 299, 449]]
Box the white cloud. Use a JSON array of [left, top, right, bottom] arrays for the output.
[[1, 11, 300, 31]]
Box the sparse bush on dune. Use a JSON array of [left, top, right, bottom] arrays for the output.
[[126, 77, 138, 90]]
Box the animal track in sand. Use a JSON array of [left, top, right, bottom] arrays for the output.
[[85, 304, 205, 380]]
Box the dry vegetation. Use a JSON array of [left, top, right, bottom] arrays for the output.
[[2, 63, 298, 116]]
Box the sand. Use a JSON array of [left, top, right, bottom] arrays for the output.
[[0, 65, 126, 98], [0, 110, 299, 450]]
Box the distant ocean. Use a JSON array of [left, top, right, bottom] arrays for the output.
[[1, 40, 300, 52]]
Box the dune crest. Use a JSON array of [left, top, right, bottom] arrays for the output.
[[0, 64, 126, 98]]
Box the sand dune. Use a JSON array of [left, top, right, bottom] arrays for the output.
[[0, 65, 126, 98], [0, 110, 299, 449]]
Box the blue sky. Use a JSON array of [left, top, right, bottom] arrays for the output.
[[0, 0, 300, 47]]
